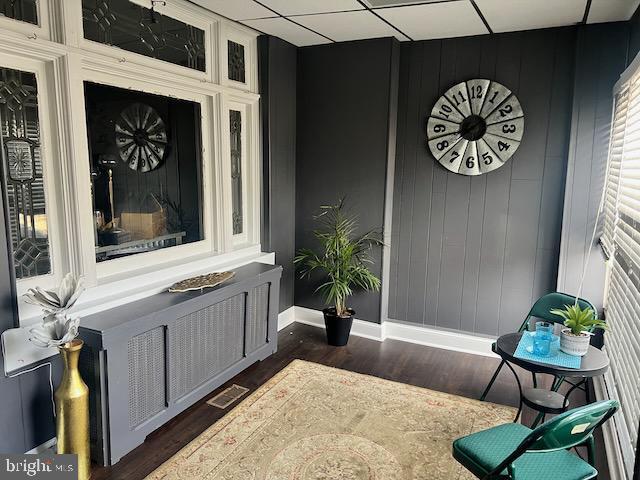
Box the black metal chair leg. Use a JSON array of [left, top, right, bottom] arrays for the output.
[[480, 359, 506, 401], [532, 372, 537, 388], [585, 377, 592, 404]]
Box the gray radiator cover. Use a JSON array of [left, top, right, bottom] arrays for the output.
[[79, 262, 282, 466]]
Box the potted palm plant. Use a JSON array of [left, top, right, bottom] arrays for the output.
[[295, 199, 382, 346], [550, 304, 607, 356]]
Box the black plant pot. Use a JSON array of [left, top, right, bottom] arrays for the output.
[[323, 308, 355, 346]]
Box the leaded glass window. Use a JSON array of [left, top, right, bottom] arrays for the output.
[[82, 0, 206, 72], [0, 67, 50, 279], [229, 110, 243, 235], [228, 41, 246, 84], [0, 0, 38, 26]]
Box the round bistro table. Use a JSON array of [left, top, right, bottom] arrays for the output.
[[494, 332, 610, 424]]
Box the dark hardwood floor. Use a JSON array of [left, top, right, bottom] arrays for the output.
[[92, 322, 610, 479]]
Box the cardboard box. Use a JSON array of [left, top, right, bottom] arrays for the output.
[[120, 210, 166, 240]]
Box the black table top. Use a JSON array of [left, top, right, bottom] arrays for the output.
[[495, 332, 609, 377]]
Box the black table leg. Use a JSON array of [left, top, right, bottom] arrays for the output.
[[503, 360, 523, 422]]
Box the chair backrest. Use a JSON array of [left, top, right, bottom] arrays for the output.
[[522, 292, 596, 330], [525, 400, 619, 451], [486, 401, 620, 478]]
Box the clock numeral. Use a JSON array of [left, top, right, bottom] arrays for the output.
[[449, 151, 460, 163], [439, 103, 453, 119], [482, 152, 493, 165], [466, 156, 475, 169], [498, 141, 510, 151], [488, 90, 499, 104], [433, 124, 446, 133], [499, 104, 513, 117], [437, 140, 449, 151], [502, 124, 517, 134], [469, 85, 484, 100], [452, 90, 467, 107]]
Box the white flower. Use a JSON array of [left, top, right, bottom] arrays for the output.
[[29, 313, 80, 348], [24, 273, 84, 349]]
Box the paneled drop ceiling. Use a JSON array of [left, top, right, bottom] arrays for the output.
[[191, 0, 640, 46]]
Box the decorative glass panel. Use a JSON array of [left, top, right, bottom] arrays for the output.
[[229, 110, 243, 235], [0, 67, 50, 279], [228, 40, 246, 84], [84, 82, 204, 263], [0, 0, 38, 26], [82, 0, 206, 72]]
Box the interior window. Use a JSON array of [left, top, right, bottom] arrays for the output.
[[229, 109, 243, 236], [0, 67, 50, 279], [83, 82, 204, 263]]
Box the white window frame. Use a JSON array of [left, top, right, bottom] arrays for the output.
[[219, 22, 257, 92], [0, 0, 263, 327], [0, 0, 54, 42]]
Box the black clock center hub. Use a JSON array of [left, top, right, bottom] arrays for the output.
[[133, 129, 149, 147], [460, 114, 487, 141]]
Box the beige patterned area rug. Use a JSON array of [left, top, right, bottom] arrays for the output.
[[146, 360, 515, 480]]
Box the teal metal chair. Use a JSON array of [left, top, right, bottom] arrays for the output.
[[453, 400, 619, 480], [480, 292, 596, 402]]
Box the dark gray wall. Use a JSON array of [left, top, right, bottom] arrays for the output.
[[388, 28, 577, 336], [557, 23, 630, 312], [295, 37, 399, 323], [259, 36, 297, 312], [0, 177, 60, 453]]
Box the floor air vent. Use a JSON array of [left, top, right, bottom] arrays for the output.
[[207, 384, 250, 409]]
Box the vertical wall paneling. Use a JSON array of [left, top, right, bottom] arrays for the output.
[[557, 23, 630, 312], [259, 36, 297, 312], [390, 28, 578, 336], [295, 38, 398, 323]]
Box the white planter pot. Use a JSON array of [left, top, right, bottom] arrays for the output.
[[560, 329, 591, 357]]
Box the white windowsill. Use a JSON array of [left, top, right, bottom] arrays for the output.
[[2, 247, 275, 376]]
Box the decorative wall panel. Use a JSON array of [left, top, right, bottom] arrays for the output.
[[82, 0, 206, 72], [229, 109, 243, 235], [246, 283, 270, 354], [0, 67, 50, 279], [0, 0, 38, 25]]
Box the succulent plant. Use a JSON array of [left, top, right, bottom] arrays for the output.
[[24, 273, 84, 348]]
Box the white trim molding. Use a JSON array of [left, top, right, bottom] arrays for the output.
[[278, 306, 497, 358]]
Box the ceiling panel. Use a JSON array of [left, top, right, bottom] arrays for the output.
[[588, 0, 640, 23], [241, 17, 332, 46], [475, 0, 587, 33], [259, 0, 364, 16], [189, 0, 276, 20], [292, 10, 410, 42], [376, 2, 488, 40]]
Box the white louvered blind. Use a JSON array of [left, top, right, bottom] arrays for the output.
[[601, 62, 640, 478]]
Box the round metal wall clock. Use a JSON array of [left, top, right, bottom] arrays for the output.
[[115, 103, 168, 173], [426, 79, 524, 176]]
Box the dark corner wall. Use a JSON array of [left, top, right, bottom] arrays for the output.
[[294, 37, 399, 323], [557, 22, 631, 313], [259, 36, 297, 312], [0, 189, 60, 453]]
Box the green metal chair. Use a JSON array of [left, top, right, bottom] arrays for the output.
[[480, 292, 596, 402], [452, 400, 619, 480]]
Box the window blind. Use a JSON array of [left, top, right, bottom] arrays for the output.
[[601, 62, 640, 478]]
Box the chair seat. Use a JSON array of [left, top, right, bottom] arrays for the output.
[[453, 423, 597, 480]]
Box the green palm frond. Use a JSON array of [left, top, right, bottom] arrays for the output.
[[550, 304, 607, 336], [295, 198, 383, 317]]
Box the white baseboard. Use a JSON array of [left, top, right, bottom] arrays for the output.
[[277, 306, 296, 331], [26, 437, 56, 454], [278, 306, 497, 357]]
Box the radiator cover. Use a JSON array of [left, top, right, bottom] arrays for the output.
[[79, 263, 282, 465]]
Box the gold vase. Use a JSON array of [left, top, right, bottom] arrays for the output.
[[55, 339, 90, 480]]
